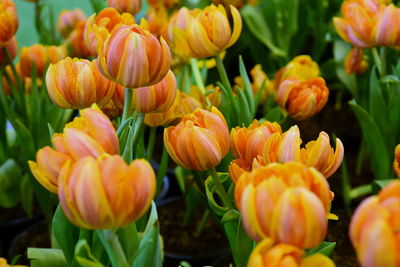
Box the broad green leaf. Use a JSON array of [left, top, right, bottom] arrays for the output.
[[75, 239, 105, 267], [0, 159, 22, 208], [349, 100, 390, 179], [20, 174, 34, 217], [369, 68, 388, 142], [235, 216, 255, 267], [117, 223, 139, 263], [28, 248, 67, 267], [205, 173, 231, 216], [221, 209, 240, 223], [306, 241, 336, 257]]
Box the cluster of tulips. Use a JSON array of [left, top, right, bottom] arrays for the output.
[[1, 0, 400, 266]]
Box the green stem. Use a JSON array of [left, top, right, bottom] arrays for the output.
[[190, 58, 211, 106], [215, 53, 233, 92], [195, 209, 210, 237], [146, 127, 157, 161], [34, 2, 42, 41], [156, 144, 169, 195], [349, 184, 372, 199], [372, 47, 386, 77], [132, 113, 145, 153], [97, 230, 129, 267], [121, 88, 133, 124], [380, 47, 387, 77], [210, 168, 233, 209]]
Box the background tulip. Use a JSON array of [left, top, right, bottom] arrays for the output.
[[164, 107, 230, 170], [0, 0, 18, 44], [57, 8, 86, 39], [59, 156, 156, 229], [97, 24, 171, 88], [345, 47, 368, 74], [68, 20, 96, 58], [0, 36, 17, 66], [393, 144, 400, 177], [107, 0, 142, 15]]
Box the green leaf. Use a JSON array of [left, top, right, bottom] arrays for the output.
[[306, 241, 336, 257], [28, 248, 67, 267], [236, 87, 252, 126], [369, 68, 388, 140], [75, 240, 105, 267], [333, 41, 358, 97], [20, 174, 34, 217], [238, 56, 255, 115], [221, 209, 240, 223], [117, 223, 139, 263], [372, 179, 398, 194], [132, 202, 162, 267], [349, 100, 390, 179], [0, 159, 22, 208], [205, 173, 231, 216], [52, 205, 80, 265]]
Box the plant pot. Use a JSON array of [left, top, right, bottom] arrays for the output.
[[0, 205, 42, 257], [157, 197, 232, 267], [8, 220, 50, 265]]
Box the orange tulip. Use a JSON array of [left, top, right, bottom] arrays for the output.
[[57, 9, 87, 39], [59, 155, 156, 229], [0, 0, 18, 44], [53, 107, 119, 161], [228, 156, 264, 183], [230, 120, 282, 165], [46, 58, 118, 109], [141, 8, 170, 41], [276, 77, 329, 121], [0, 36, 17, 66], [83, 7, 136, 56], [394, 144, 400, 177], [264, 125, 344, 178], [189, 84, 222, 107], [113, 70, 177, 113], [235, 162, 332, 248], [168, 4, 242, 58], [97, 24, 171, 88], [345, 47, 368, 75], [28, 147, 71, 193], [164, 107, 230, 170], [247, 238, 335, 267], [20, 44, 67, 78], [68, 20, 96, 58], [107, 0, 142, 15], [147, 0, 178, 9], [350, 180, 400, 267], [144, 90, 203, 127], [333, 0, 400, 48]]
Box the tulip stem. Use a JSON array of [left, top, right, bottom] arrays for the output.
[[131, 113, 145, 153], [215, 53, 233, 93], [121, 88, 133, 123], [190, 58, 211, 107], [372, 47, 386, 77], [146, 127, 157, 161], [349, 184, 372, 199], [210, 168, 233, 209], [97, 230, 129, 267], [195, 209, 210, 237]]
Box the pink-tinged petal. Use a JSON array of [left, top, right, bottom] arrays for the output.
[[278, 126, 302, 162]]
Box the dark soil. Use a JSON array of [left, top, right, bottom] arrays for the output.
[[158, 197, 231, 267]]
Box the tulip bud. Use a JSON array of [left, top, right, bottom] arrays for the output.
[[345, 47, 368, 74], [394, 144, 400, 177], [46, 58, 118, 109], [230, 120, 282, 165], [235, 162, 332, 248], [83, 8, 136, 56], [59, 155, 156, 229], [140, 8, 170, 41], [68, 20, 96, 58], [263, 126, 344, 178], [350, 181, 400, 267], [0, 0, 18, 44], [164, 107, 230, 170], [97, 24, 171, 88], [168, 4, 242, 58], [276, 77, 329, 121], [228, 156, 264, 183], [113, 70, 177, 113], [144, 91, 202, 127], [53, 107, 119, 160], [57, 9, 87, 39], [0, 36, 17, 66], [20, 44, 67, 78], [247, 237, 335, 267], [28, 147, 71, 193], [107, 0, 142, 15]]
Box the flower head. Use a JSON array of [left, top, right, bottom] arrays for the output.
[[0, 0, 18, 44]]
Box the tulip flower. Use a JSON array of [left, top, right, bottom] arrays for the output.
[[28, 147, 71, 193], [274, 55, 320, 89], [228, 156, 264, 183], [247, 237, 335, 267], [235, 64, 271, 103], [0, 0, 18, 44], [164, 107, 230, 171], [68, 20, 96, 58], [113, 70, 177, 113], [333, 0, 400, 48], [350, 181, 400, 267], [46, 58, 118, 109], [264, 125, 344, 178], [345, 47, 368, 74], [144, 91, 202, 127], [59, 155, 156, 229], [53, 107, 119, 160], [20, 44, 67, 78], [147, 0, 178, 9], [141, 8, 170, 41], [0, 36, 17, 66], [235, 162, 332, 248], [57, 8, 87, 38], [189, 84, 222, 108], [394, 144, 400, 177], [276, 77, 329, 121], [230, 120, 282, 165], [97, 24, 171, 88], [168, 4, 242, 58], [83, 8, 136, 56], [107, 0, 142, 15]]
